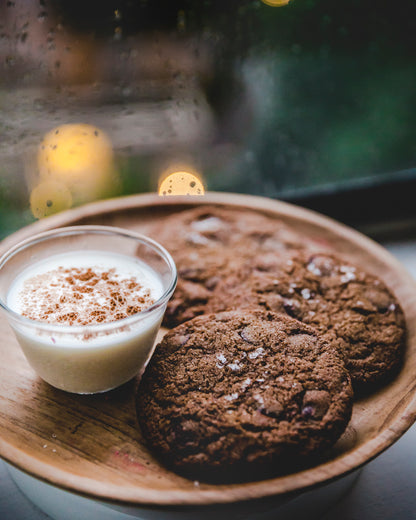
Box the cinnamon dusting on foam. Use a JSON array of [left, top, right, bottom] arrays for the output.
[[18, 266, 156, 326]]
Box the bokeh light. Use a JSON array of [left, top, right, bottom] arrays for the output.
[[37, 123, 115, 205], [158, 171, 205, 196], [261, 0, 291, 6], [30, 180, 72, 219]]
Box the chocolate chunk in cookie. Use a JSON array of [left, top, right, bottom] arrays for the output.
[[136, 310, 353, 482]]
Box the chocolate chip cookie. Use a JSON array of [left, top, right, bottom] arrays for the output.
[[136, 310, 353, 482], [162, 247, 248, 327], [146, 205, 316, 326], [147, 205, 311, 256], [206, 253, 406, 392]]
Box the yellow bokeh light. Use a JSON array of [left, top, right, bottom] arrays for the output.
[[37, 123, 115, 204], [158, 171, 205, 196], [261, 0, 291, 6], [30, 180, 72, 219]]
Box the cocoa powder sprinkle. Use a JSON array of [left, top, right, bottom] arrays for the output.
[[19, 266, 156, 326]]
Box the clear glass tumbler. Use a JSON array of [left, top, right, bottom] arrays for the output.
[[0, 225, 176, 394]]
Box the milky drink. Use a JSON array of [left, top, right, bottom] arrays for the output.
[[6, 251, 165, 393]]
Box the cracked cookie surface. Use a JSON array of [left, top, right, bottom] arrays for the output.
[[206, 253, 406, 392], [136, 310, 353, 482], [147, 205, 311, 256], [146, 206, 316, 326]]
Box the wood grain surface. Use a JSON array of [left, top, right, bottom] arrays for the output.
[[0, 192, 415, 507]]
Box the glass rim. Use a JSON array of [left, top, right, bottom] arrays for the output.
[[0, 225, 177, 334]]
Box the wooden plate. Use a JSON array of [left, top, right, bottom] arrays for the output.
[[1, 192, 416, 507]]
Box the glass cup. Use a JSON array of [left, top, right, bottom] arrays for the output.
[[0, 225, 177, 394]]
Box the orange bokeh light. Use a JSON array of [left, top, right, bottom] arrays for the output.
[[261, 0, 291, 6], [158, 171, 205, 196]]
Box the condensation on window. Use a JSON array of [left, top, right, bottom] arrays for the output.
[[0, 1, 415, 232]]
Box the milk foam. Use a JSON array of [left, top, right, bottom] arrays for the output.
[[7, 251, 164, 325]]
